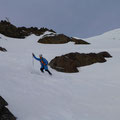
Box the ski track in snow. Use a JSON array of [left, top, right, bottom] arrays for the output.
[[0, 30, 120, 120]]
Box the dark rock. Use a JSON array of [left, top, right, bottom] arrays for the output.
[[0, 47, 7, 52], [0, 96, 16, 120], [98, 51, 112, 58], [0, 20, 55, 38], [38, 34, 90, 44], [71, 37, 90, 44], [49, 52, 112, 73], [0, 20, 88, 45], [0, 107, 16, 120], [0, 20, 24, 38], [0, 96, 8, 110], [38, 34, 70, 44], [49, 56, 78, 73]]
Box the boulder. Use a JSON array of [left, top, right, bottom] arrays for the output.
[[0, 96, 8, 110], [0, 96, 16, 120], [0, 47, 7, 52], [38, 34, 70, 44], [38, 34, 90, 44], [49, 52, 112, 73]]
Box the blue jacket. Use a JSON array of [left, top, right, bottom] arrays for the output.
[[33, 55, 48, 66]]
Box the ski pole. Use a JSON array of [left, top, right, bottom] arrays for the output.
[[32, 54, 34, 70]]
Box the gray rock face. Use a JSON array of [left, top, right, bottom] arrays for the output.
[[49, 52, 112, 73], [0, 96, 16, 120]]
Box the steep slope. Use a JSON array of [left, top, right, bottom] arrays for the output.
[[0, 29, 120, 120]]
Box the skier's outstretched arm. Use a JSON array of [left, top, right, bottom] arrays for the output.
[[32, 53, 40, 61]]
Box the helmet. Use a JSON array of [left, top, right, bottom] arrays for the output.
[[39, 54, 42, 58]]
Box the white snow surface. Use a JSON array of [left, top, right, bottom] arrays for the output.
[[0, 29, 120, 120]]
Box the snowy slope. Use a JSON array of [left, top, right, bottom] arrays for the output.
[[0, 29, 120, 120]]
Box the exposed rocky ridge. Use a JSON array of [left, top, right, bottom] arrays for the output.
[[0, 20, 55, 38], [38, 34, 90, 44], [0, 96, 16, 120], [0, 47, 7, 52], [49, 52, 112, 73], [0, 20, 89, 45]]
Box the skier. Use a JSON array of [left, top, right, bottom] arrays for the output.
[[32, 53, 52, 75]]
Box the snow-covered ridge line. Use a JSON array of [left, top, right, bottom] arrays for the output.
[[86, 28, 120, 40]]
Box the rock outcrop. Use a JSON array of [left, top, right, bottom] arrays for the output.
[[0, 20, 90, 45], [0, 20, 55, 38], [0, 96, 16, 120], [49, 52, 112, 73], [38, 34, 90, 44], [0, 47, 7, 52]]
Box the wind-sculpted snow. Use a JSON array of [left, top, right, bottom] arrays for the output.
[[0, 28, 120, 120]]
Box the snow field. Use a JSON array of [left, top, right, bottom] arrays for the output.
[[0, 29, 120, 120]]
